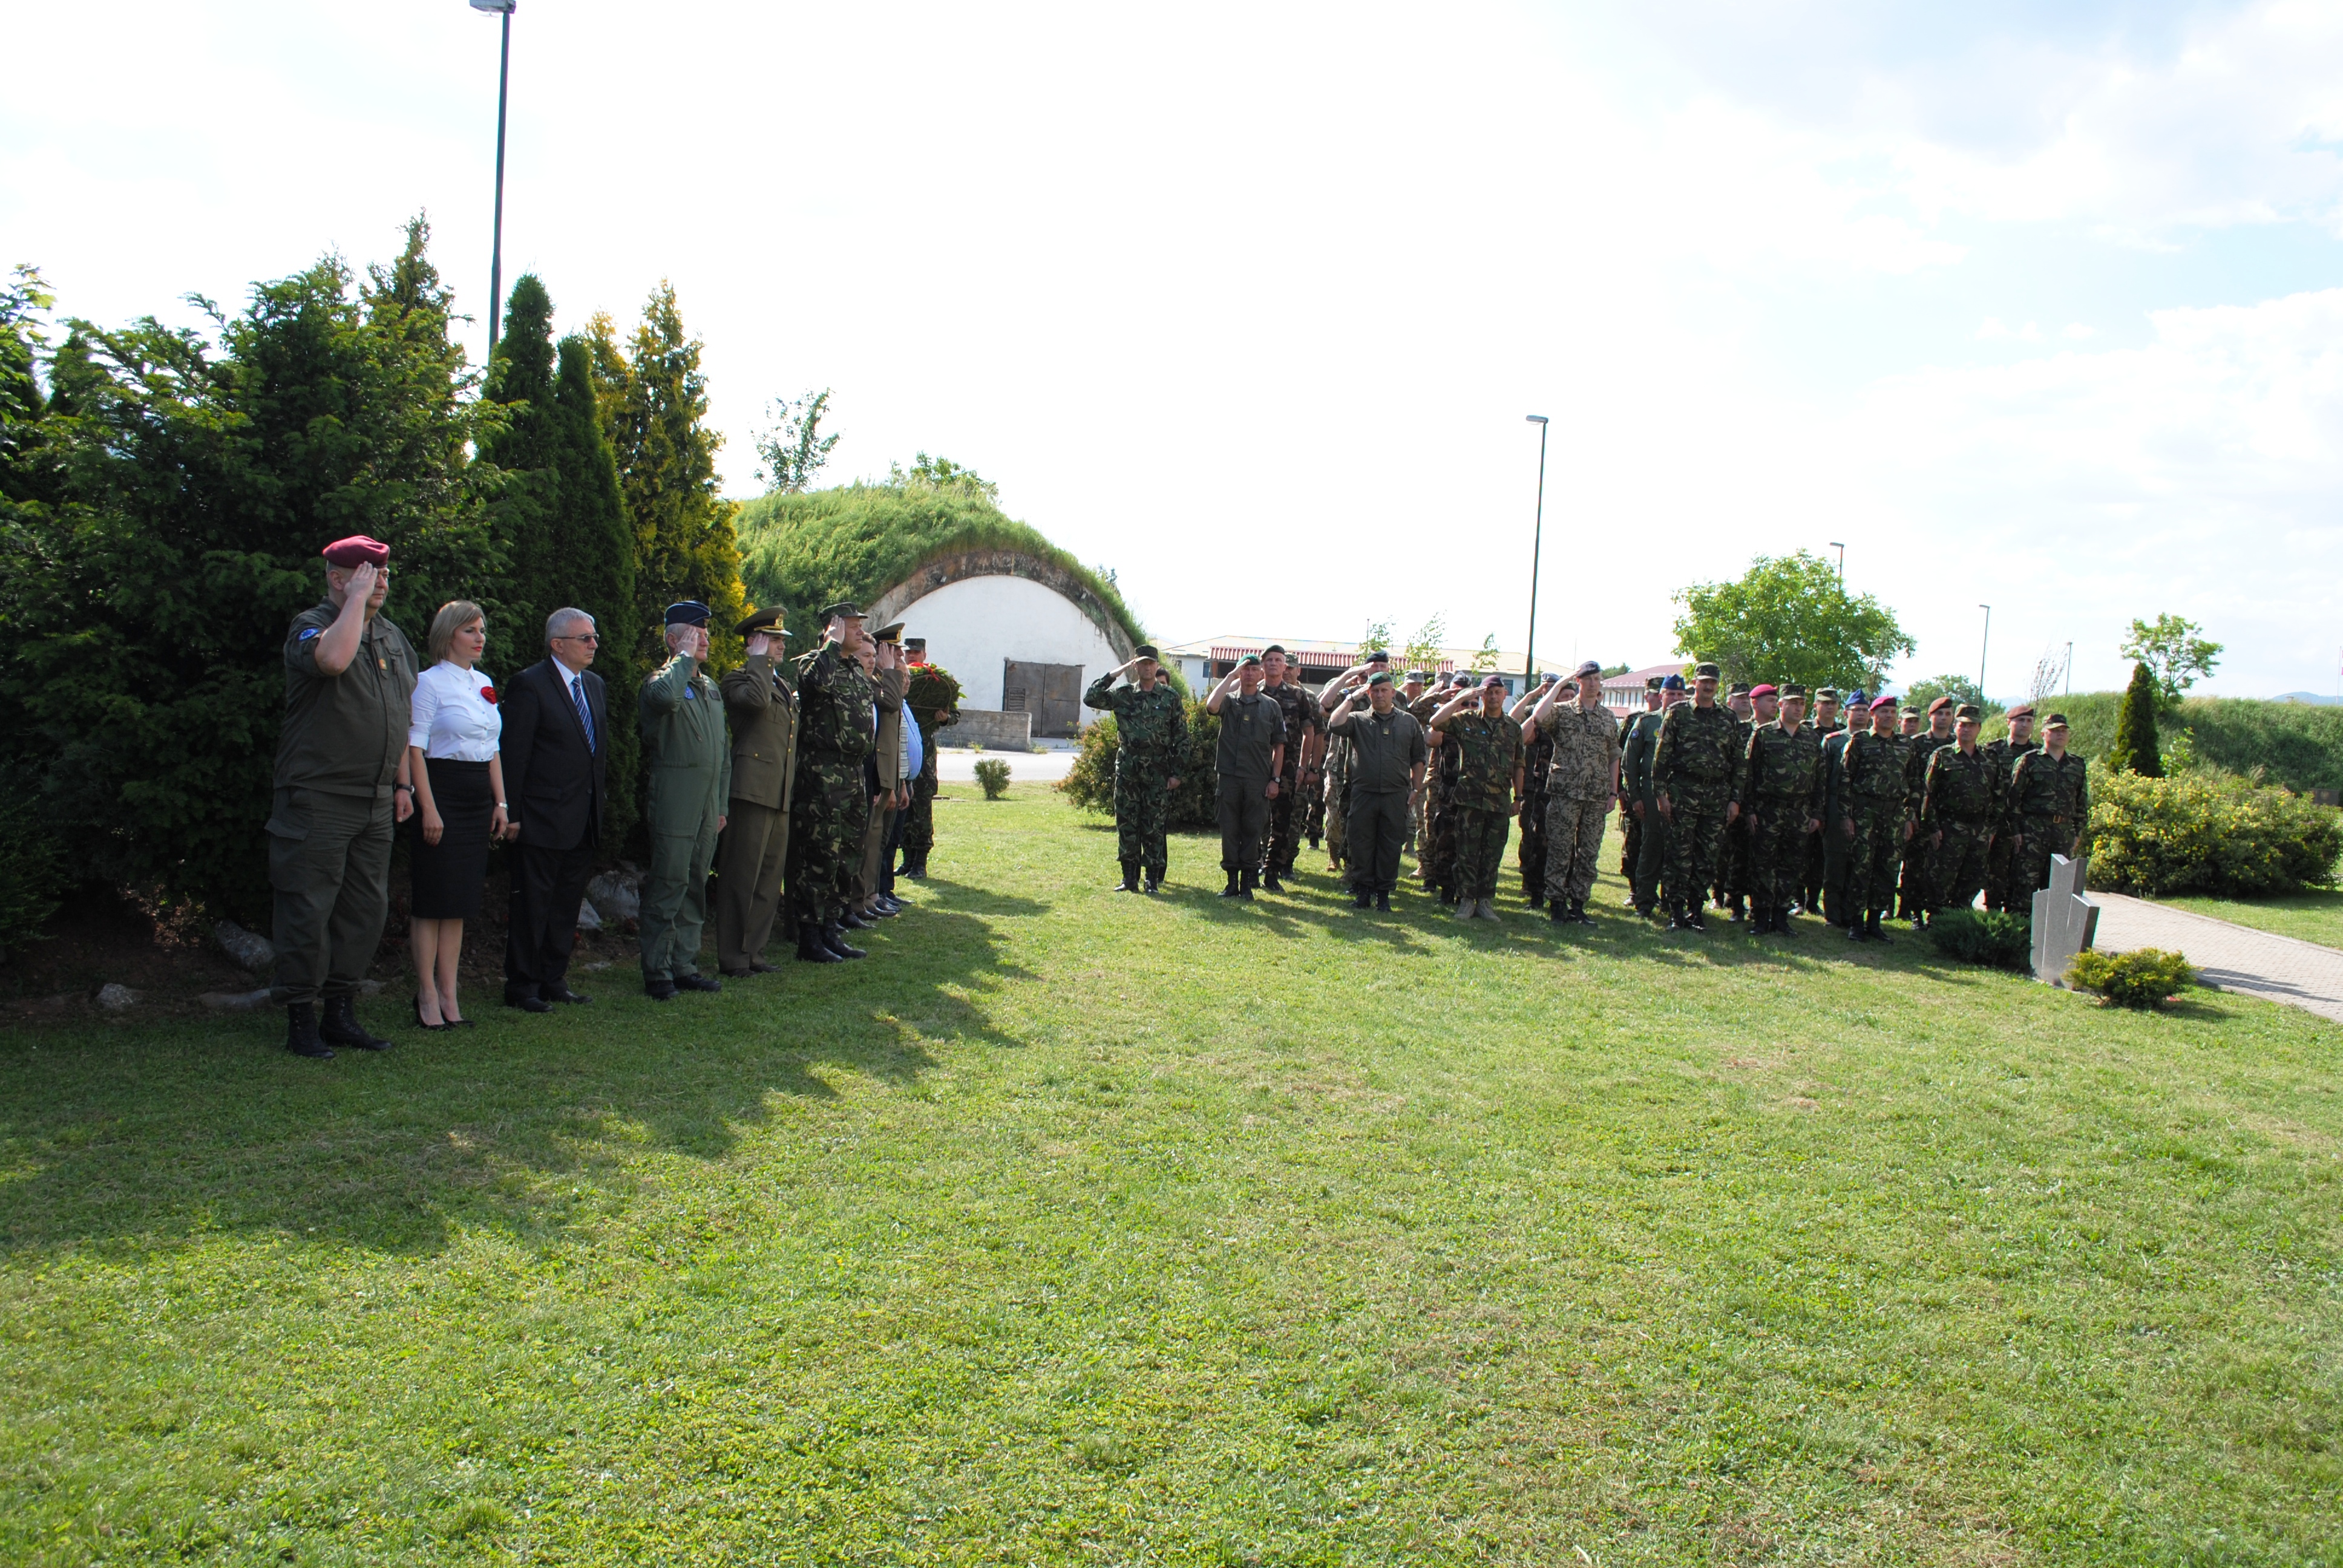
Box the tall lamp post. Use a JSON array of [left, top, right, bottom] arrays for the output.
[[1978, 604, 1991, 696], [471, 0, 517, 356], [1523, 414, 1549, 689], [1828, 541, 1844, 582]]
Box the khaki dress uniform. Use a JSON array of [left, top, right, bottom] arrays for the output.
[[856, 662, 911, 908], [267, 601, 419, 1009], [716, 644, 798, 972], [638, 650, 732, 984]]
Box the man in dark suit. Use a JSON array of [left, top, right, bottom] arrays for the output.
[[501, 606, 610, 1011]]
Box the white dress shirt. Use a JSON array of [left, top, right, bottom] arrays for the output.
[[409, 660, 503, 762]]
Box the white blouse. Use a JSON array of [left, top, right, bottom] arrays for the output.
[[408, 661, 503, 762]]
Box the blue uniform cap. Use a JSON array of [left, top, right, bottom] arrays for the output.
[[665, 601, 713, 627], [1660, 673, 1686, 691]]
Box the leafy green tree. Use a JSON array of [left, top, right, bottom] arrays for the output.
[[1402, 615, 1447, 674], [2112, 661, 2164, 777], [890, 451, 997, 501], [0, 265, 55, 508], [754, 388, 837, 494], [0, 218, 494, 919], [1470, 633, 1499, 673], [1672, 550, 1915, 690], [589, 284, 747, 671], [2120, 613, 2221, 700], [1901, 673, 2004, 725], [1358, 619, 1394, 657]]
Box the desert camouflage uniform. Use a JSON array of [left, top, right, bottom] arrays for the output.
[[786, 639, 877, 930], [1653, 701, 1742, 915], [1539, 704, 1621, 908], [1444, 710, 1523, 901], [1084, 672, 1187, 881], [2007, 748, 2090, 899]]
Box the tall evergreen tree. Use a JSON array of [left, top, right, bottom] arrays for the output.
[[588, 283, 747, 674], [479, 273, 560, 676], [2111, 661, 2164, 777]]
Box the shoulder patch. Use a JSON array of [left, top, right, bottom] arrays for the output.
[[298, 627, 321, 641]]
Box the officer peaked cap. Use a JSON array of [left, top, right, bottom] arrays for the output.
[[735, 605, 787, 637], [874, 622, 905, 642]]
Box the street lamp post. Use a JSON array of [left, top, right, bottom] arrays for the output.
[[1523, 414, 1549, 690], [1978, 604, 1991, 697], [1828, 541, 1844, 582], [471, 0, 517, 356]]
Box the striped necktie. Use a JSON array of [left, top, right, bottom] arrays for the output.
[[571, 673, 596, 754]]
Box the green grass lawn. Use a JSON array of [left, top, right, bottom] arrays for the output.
[[4, 784, 2341, 1566], [2155, 887, 2343, 951]]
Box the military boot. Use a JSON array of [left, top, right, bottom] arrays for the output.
[[1238, 869, 1259, 901], [1573, 901, 1598, 927], [1219, 871, 1244, 898], [1113, 860, 1140, 892], [1375, 891, 1392, 912], [1143, 871, 1162, 893], [840, 907, 875, 931], [284, 1002, 332, 1059], [1262, 869, 1285, 893], [1685, 904, 1709, 932], [822, 922, 867, 959], [1352, 889, 1373, 909], [319, 994, 391, 1051], [1548, 898, 1570, 923], [1866, 910, 1893, 945], [797, 923, 844, 963]]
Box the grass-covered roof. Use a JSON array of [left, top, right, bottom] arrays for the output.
[[734, 480, 1145, 651]]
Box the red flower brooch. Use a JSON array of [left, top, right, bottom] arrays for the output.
[[480, 685, 498, 705]]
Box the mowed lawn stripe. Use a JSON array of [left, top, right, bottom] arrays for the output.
[[2, 785, 2338, 1564]]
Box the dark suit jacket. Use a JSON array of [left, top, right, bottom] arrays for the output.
[[502, 657, 609, 851]]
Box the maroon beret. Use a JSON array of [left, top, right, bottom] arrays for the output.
[[321, 535, 390, 568], [2005, 702, 2036, 719], [1747, 683, 1778, 699], [1927, 695, 1953, 714], [1870, 696, 1900, 711]]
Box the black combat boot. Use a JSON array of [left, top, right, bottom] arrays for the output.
[[1113, 860, 1140, 892], [797, 923, 843, 963], [1375, 890, 1392, 912], [1575, 901, 1598, 926], [1777, 906, 1798, 937], [1220, 871, 1243, 898], [1866, 910, 1893, 945], [1526, 891, 1544, 911], [1352, 889, 1372, 909], [1847, 916, 1867, 942], [319, 994, 391, 1051], [1142, 871, 1162, 893], [1239, 869, 1259, 901], [1729, 895, 1746, 922], [1548, 898, 1569, 923], [822, 922, 867, 959], [1686, 903, 1709, 932], [1262, 871, 1284, 893], [284, 1002, 332, 1059]]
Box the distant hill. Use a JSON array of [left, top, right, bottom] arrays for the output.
[[2053, 693, 2343, 793], [2272, 691, 2343, 707]]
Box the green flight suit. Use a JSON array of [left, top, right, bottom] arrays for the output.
[[638, 651, 732, 982]]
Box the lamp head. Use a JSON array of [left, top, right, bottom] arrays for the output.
[[1525, 414, 1548, 425], [470, 0, 517, 13]]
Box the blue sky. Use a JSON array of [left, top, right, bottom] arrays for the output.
[[6, 0, 2339, 697]]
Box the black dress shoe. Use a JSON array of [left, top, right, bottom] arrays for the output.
[[413, 997, 447, 1031], [320, 995, 392, 1050], [551, 987, 592, 1004], [644, 977, 680, 1000], [868, 902, 899, 918], [674, 972, 723, 993], [285, 1002, 333, 1059], [720, 967, 752, 978], [507, 993, 554, 1013], [747, 961, 782, 975], [841, 909, 874, 931], [822, 923, 867, 959]]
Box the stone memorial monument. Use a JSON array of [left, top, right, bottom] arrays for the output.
[[2030, 853, 2099, 985]]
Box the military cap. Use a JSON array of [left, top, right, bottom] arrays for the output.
[[1262, 644, 1288, 657], [1747, 683, 1778, 699], [819, 599, 866, 621], [1954, 702, 1982, 722], [734, 604, 788, 637], [2005, 702, 2036, 719], [1870, 695, 1899, 711], [1575, 659, 1604, 679], [321, 534, 390, 567], [874, 622, 905, 642], [1661, 673, 1686, 691], [1365, 648, 1390, 662], [1926, 695, 1953, 714], [1692, 662, 1722, 681], [1237, 654, 1262, 668], [1728, 681, 1752, 696], [664, 600, 713, 627], [2043, 712, 2069, 730], [902, 636, 926, 655], [1780, 684, 1807, 699], [1406, 670, 1427, 682], [1133, 643, 1160, 661], [1847, 690, 1868, 707], [1814, 686, 1840, 701], [1644, 675, 1664, 691], [1367, 671, 1394, 687], [1481, 674, 1507, 688]]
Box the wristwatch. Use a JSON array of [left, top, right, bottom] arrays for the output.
[[393, 784, 415, 797]]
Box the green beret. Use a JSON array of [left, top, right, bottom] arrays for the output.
[[1367, 671, 1394, 687], [1237, 654, 1262, 668]]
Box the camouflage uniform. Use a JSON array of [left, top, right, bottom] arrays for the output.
[[1617, 707, 1644, 877], [1260, 677, 1323, 881], [1622, 707, 1670, 912], [2007, 746, 2090, 899], [901, 699, 946, 872], [1922, 743, 2003, 914], [1083, 671, 1187, 883], [1837, 729, 1909, 923], [1899, 728, 1957, 918], [1405, 687, 1442, 872], [1712, 706, 1754, 912], [1321, 706, 1355, 869], [1444, 710, 1523, 901], [1517, 701, 1557, 900], [1653, 701, 1742, 918], [787, 639, 877, 932], [1743, 717, 1824, 914], [1539, 703, 1621, 909], [1980, 733, 2042, 910], [1815, 721, 1857, 924], [1803, 707, 1846, 910]]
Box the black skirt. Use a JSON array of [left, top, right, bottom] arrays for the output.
[[410, 757, 493, 920]]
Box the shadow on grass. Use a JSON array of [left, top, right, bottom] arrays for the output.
[[0, 897, 1028, 1263]]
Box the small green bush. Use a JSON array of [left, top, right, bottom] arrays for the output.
[[2085, 765, 2342, 897], [2066, 947, 2194, 1009], [1925, 907, 2032, 971], [1058, 699, 1224, 830], [974, 759, 1012, 800]]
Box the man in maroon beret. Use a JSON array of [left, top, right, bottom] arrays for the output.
[[268, 534, 419, 1057], [1982, 702, 2040, 911]]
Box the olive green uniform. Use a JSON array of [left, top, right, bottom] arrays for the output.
[[267, 602, 419, 1008], [639, 652, 732, 984], [716, 650, 798, 971]]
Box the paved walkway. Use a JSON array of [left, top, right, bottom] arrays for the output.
[[2091, 893, 2343, 1024], [934, 747, 1079, 782]]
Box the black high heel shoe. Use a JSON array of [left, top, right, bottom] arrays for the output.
[[413, 996, 447, 1031]]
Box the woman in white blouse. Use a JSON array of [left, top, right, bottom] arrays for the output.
[[407, 601, 511, 1029]]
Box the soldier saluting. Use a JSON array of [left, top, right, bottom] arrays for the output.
[[715, 605, 797, 977], [1083, 644, 1187, 893], [638, 602, 730, 999], [788, 602, 879, 961]]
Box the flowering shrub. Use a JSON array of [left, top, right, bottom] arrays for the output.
[[2085, 765, 2341, 897], [2066, 948, 2195, 1010]]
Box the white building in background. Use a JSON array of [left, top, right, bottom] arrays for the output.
[[867, 547, 1137, 740]]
